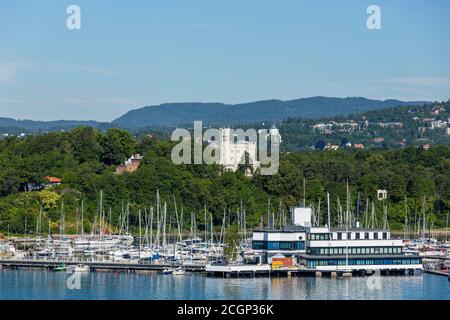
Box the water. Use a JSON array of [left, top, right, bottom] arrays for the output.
[[0, 269, 448, 300]]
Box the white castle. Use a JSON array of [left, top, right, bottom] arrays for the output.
[[214, 125, 281, 175]]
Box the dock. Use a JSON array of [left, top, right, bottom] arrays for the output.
[[424, 269, 450, 278], [0, 259, 206, 272], [202, 264, 417, 278], [1, 259, 429, 278]]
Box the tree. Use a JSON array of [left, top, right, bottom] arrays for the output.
[[224, 225, 240, 260], [100, 128, 135, 166], [315, 140, 326, 150], [38, 190, 61, 210], [71, 127, 101, 163]]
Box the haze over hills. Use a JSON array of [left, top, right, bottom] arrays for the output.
[[0, 97, 430, 133]]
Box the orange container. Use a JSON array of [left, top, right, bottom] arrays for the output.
[[272, 257, 292, 266]]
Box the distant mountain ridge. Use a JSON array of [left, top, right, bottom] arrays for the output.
[[111, 97, 429, 128], [0, 118, 107, 132], [0, 97, 429, 133]]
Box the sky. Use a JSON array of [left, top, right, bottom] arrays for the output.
[[0, 0, 449, 121]]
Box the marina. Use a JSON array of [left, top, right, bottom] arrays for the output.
[[1, 188, 449, 280]]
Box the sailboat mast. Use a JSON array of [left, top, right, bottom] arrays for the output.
[[327, 192, 331, 228]]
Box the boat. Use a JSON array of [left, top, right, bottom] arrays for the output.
[[73, 264, 90, 272], [172, 268, 186, 275], [161, 268, 174, 274], [54, 264, 67, 272]]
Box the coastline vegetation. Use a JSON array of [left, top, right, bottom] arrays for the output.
[[0, 126, 449, 236]]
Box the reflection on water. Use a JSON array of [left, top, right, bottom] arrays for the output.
[[0, 269, 448, 300]]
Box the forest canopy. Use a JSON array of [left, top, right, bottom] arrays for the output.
[[0, 126, 449, 235]]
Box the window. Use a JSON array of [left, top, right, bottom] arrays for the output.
[[267, 242, 279, 250], [279, 242, 292, 250], [383, 232, 387, 239], [365, 232, 369, 239], [295, 241, 305, 250], [356, 233, 360, 240], [347, 232, 352, 240], [337, 233, 342, 240], [252, 241, 265, 249], [374, 232, 378, 239]]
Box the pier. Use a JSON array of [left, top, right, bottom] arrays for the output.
[[0, 258, 206, 272], [202, 264, 419, 278], [424, 269, 450, 279]]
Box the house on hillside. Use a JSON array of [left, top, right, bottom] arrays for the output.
[[431, 105, 445, 115], [431, 120, 447, 130], [116, 154, 143, 174], [324, 143, 339, 151], [418, 127, 427, 134], [373, 137, 385, 144], [45, 176, 61, 187]]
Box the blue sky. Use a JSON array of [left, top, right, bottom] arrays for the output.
[[0, 0, 449, 121]]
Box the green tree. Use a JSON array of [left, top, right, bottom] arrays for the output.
[[71, 127, 101, 163], [100, 128, 135, 165], [38, 190, 61, 210]]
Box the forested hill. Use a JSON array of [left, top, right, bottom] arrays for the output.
[[276, 101, 450, 151], [0, 97, 427, 134], [0, 127, 449, 236], [111, 97, 428, 128], [0, 118, 108, 135]]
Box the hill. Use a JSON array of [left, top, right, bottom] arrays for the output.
[[0, 97, 428, 134], [0, 118, 108, 135], [276, 101, 450, 151], [111, 97, 428, 129]]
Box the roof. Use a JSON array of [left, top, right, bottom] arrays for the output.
[[45, 176, 61, 183], [330, 228, 388, 232]]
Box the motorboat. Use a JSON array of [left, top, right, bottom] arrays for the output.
[[172, 268, 186, 275]]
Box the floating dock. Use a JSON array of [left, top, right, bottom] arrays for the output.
[[0, 259, 205, 272], [424, 269, 450, 278], [202, 264, 417, 278]]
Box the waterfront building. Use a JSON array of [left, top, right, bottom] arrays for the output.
[[251, 206, 422, 272]]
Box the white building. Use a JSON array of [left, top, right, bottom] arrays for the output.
[[216, 128, 260, 174], [213, 126, 281, 175], [252, 205, 422, 272], [431, 120, 447, 130]]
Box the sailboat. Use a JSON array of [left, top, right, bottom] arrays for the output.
[[172, 267, 186, 275]]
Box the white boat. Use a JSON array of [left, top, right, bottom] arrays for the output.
[[172, 268, 186, 275], [73, 264, 90, 272]]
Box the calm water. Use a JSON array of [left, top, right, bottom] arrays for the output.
[[0, 269, 448, 300]]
